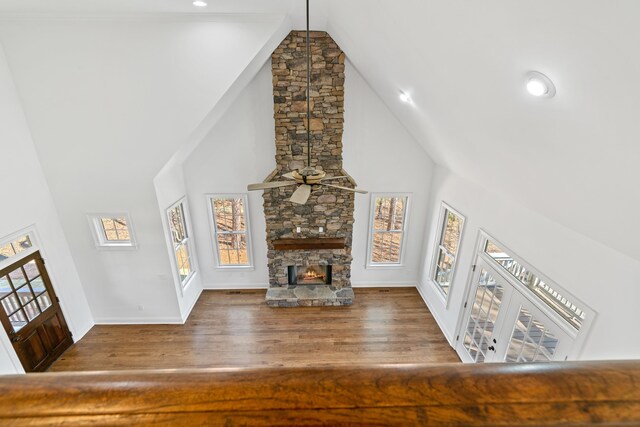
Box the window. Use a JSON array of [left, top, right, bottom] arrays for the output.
[[87, 213, 136, 248], [367, 194, 410, 266], [166, 201, 194, 286], [0, 234, 33, 263], [431, 203, 465, 298], [208, 195, 252, 268], [484, 239, 587, 330]]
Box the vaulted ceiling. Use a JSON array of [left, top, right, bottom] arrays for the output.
[[1, 0, 639, 264]]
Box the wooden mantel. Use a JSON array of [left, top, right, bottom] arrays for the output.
[[272, 238, 346, 251]]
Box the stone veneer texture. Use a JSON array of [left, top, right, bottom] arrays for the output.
[[263, 31, 355, 306]]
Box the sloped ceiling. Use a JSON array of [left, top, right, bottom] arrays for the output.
[[0, 0, 639, 266], [324, 0, 640, 263]]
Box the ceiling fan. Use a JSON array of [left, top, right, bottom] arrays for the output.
[[246, 0, 367, 205]]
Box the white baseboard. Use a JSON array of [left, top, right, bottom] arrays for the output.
[[351, 281, 417, 288], [94, 317, 183, 325], [416, 281, 454, 347], [203, 283, 269, 290]]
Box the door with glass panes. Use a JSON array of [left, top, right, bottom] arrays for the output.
[[457, 258, 573, 363], [457, 259, 515, 362], [0, 251, 72, 372]]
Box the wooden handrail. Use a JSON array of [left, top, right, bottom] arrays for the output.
[[1, 361, 639, 425]]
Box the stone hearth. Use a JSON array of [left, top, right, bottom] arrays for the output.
[[262, 30, 355, 307]]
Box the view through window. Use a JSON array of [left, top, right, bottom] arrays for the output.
[[209, 196, 251, 267], [432, 204, 464, 297], [167, 202, 193, 285], [369, 195, 409, 265]]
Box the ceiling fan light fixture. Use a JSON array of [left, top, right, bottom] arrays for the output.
[[192, 1, 207, 7]]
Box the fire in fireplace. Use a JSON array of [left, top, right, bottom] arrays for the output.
[[288, 265, 332, 285]]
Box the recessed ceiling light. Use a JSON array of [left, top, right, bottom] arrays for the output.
[[399, 91, 411, 103], [193, 1, 207, 7], [526, 71, 556, 98]]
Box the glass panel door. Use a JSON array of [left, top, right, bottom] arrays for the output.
[[457, 260, 514, 363], [496, 291, 573, 363]]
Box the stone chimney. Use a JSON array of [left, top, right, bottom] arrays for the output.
[[262, 31, 355, 307]]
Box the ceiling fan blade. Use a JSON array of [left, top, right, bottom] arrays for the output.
[[290, 184, 312, 204], [247, 181, 297, 191], [282, 171, 296, 180], [321, 175, 349, 181], [319, 182, 368, 194]]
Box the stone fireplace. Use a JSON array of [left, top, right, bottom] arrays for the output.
[[262, 31, 355, 307]]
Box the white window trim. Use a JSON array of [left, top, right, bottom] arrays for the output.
[[428, 202, 466, 306], [365, 193, 411, 269], [454, 230, 597, 360], [206, 193, 254, 270], [86, 212, 137, 250], [0, 226, 40, 272], [165, 198, 196, 289]]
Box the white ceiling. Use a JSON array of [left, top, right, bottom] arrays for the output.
[[0, 0, 296, 15], [1, 0, 639, 264]]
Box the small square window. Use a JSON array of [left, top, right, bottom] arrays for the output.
[[88, 213, 136, 248]]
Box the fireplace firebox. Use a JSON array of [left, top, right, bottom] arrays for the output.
[[287, 265, 332, 286]]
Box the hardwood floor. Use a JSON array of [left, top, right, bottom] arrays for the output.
[[49, 287, 459, 371]]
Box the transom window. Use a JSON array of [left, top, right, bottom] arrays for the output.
[[484, 238, 587, 330], [431, 203, 465, 298], [367, 194, 410, 266], [0, 234, 33, 263], [88, 213, 136, 248], [167, 201, 194, 286], [208, 195, 252, 268]]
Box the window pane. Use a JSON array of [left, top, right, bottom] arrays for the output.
[[9, 268, 26, 288], [435, 249, 454, 294], [24, 300, 40, 321], [24, 260, 39, 281], [16, 285, 34, 305], [100, 218, 115, 230], [9, 310, 27, 332], [213, 198, 246, 232], [168, 205, 186, 244], [218, 234, 249, 266], [0, 243, 16, 260], [105, 230, 119, 241], [179, 255, 191, 282], [372, 232, 402, 263], [113, 218, 127, 230], [1, 294, 20, 316], [30, 277, 45, 294], [37, 292, 52, 312], [442, 210, 463, 254], [373, 197, 406, 231]]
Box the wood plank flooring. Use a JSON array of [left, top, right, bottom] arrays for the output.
[[50, 287, 459, 371]]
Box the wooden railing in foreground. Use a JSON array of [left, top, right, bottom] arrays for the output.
[[0, 361, 639, 426]]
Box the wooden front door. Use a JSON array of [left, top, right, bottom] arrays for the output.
[[0, 251, 72, 372]]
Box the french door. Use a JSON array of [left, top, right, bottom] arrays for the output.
[[0, 251, 72, 372], [457, 258, 573, 363]]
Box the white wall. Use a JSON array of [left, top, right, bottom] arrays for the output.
[[0, 16, 286, 322], [418, 166, 640, 360], [343, 61, 435, 287], [0, 43, 93, 374], [182, 59, 435, 289]]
